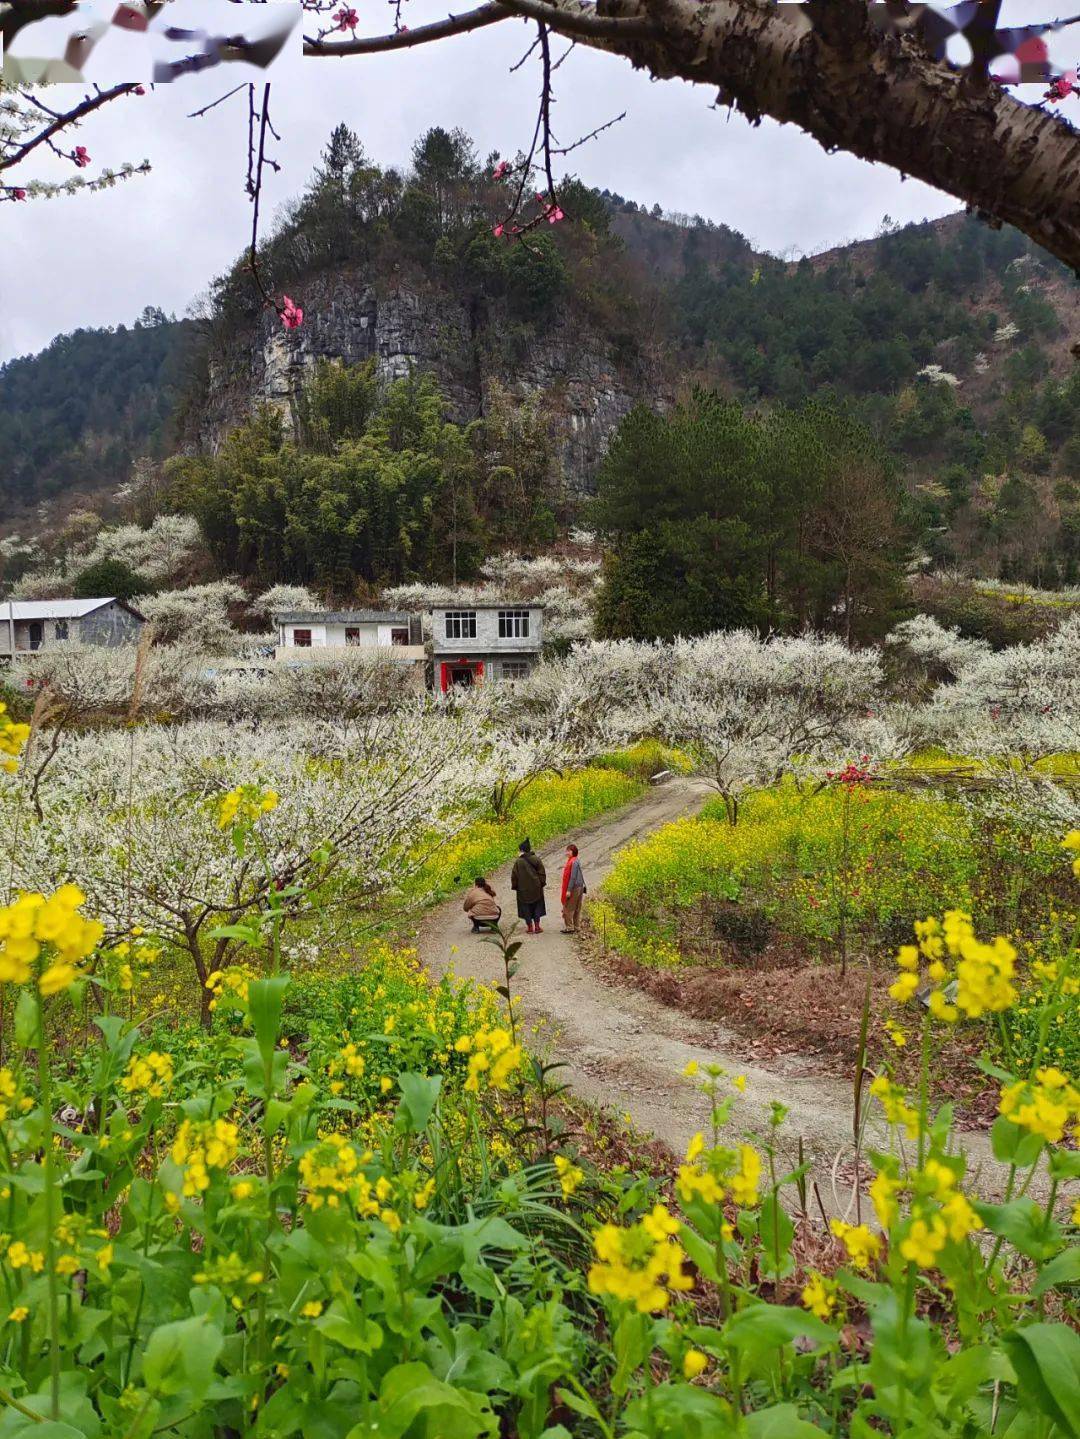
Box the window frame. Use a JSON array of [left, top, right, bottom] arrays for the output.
[[444, 609, 477, 640], [292, 628, 313, 648], [497, 608, 531, 639]]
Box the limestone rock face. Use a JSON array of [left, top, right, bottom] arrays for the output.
[[193, 268, 662, 495]]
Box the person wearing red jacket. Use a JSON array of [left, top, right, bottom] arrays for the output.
[[560, 843, 586, 934]]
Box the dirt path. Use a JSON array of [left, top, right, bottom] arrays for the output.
[[416, 779, 1037, 1209]]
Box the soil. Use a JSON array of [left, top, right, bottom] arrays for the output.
[[415, 778, 1043, 1208], [595, 949, 1001, 1130]]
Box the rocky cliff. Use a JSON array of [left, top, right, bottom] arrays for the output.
[[191, 265, 664, 496]]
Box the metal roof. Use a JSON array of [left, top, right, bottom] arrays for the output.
[[430, 603, 546, 611], [273, 610, 411, 624], [1, 598, 131, 621]]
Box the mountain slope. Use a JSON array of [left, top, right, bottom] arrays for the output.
[[2, 130, 1079, 584]]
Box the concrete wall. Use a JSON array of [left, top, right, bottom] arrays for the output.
[[433, 607, 543, 655], [279, 620, 414, 649], [79, 603, 142, 647]]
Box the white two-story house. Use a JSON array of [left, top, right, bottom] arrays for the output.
[[272, 609, 425, 664], [431, 603, 544, 690]]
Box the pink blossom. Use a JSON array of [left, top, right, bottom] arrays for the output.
[[134, 85, 146, 96], [73, 145, 91, 168], [546, 205, 565, 224], [11, 189, 27, 201], [492, 223, 504, 238], [492, 160, 509, 180], [1048, 71, 1077, 101], [280, 295, 304, 331], [334, 6, 358, 29]]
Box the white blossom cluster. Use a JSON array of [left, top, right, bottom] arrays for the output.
[[3, 703, 494, 999], [12, 515, 204, 599]]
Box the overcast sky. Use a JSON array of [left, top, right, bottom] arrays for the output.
[[3, 1, 1078, 364]]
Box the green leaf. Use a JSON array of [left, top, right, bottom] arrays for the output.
[[14, 988, 38, 1048], [744, 1404, 829, 1438], [976, 1199, 1062, 1261], [316, 1310, 384, 1354], [990, 1115, 1044, 1170], [1003, 1324, 1080, 1437], [358, 1361, 496, 1438], [723, 1301, 836, 1361], [1032, 1248, 1080, 1297], [396, 1072, 442, 1133], [248, 975, 290, 1068], [678, 1223, 721, 1283], [142, 1313, 223, 1400]]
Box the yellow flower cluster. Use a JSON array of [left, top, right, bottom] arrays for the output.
[[830, 1219, 881, 1271], [0, 884, 104, 992], [5, 1241, 45, 1272], [998, 1067, 1080, 1145], [869, 1075, 919, 1139], [119, 1050, 174, 1102], [170, 1117, 240, 1197], [0, 1068, 18, 1122], [801, 1270, 839, 1320], [194, 1251, 265, 1309], [554, 1154, 584, 1198], [454, 1027, 523, 1093], [327, 1042, 365, 1095], [676, 1132, 761, 1212], [217, 785, 279, 830], [870, 1155, 983, 1271], [588, 1205, 694, 1313], [0, 703, 30, 774], [890, 911, 1017, 1023], [204, 965, 256, 1013], [299, 1133, 364, 1210], [1063, 830, 1080, 880]]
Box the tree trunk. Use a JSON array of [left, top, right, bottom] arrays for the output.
[[589, 0, 1080, 272]]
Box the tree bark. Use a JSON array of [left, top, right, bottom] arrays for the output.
[[588, 0, 1080, 272]]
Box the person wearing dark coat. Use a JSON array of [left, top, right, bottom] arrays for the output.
[[510, 838, 547, 934]]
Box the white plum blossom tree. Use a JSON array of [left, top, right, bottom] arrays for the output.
[[4, 704, 492, 1021]]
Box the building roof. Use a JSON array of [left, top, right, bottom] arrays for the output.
[[1, 598, 143, 621], [272, 610, 411, 624], [430, 602, 546, 611]]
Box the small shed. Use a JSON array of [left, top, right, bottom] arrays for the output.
[[0, 598, 145, 656]]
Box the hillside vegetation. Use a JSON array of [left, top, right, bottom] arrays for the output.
[[2, 126, 1079, 590]]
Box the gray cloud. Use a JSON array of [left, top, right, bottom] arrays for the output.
[[2, 1, 1075, 363]]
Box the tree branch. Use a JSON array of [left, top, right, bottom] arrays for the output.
[[303, 2, 510, 55], [0, 82, 138, 174]]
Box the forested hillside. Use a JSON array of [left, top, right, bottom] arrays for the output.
[[2, 125, 1079, 586], [0, 310, 195, 516]]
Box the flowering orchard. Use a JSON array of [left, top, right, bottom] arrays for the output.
[[0, 624, 1078, 1432], [0, 859, 1075, 1434]]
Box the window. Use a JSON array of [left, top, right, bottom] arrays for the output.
[[345, 627, 361, 645], [444, 610, 476, 640], [498, 609, 530, 639], [54, 621, 69, 642], [292, 629, 312, 648], [501, 661, 529, 681], [390, 627, 410, 647]]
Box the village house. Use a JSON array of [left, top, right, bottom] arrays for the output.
[[431, 603, 544, 690], [272, 610, 425, 664], [0, 598, 145, 657]]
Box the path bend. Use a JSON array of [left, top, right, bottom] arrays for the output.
[[415, 778, 1036, 1210]]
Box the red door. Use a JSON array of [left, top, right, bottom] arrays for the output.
[[439, 660, 485, 692]]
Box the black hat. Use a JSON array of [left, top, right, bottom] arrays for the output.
[[519, 838, 531, 852]]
